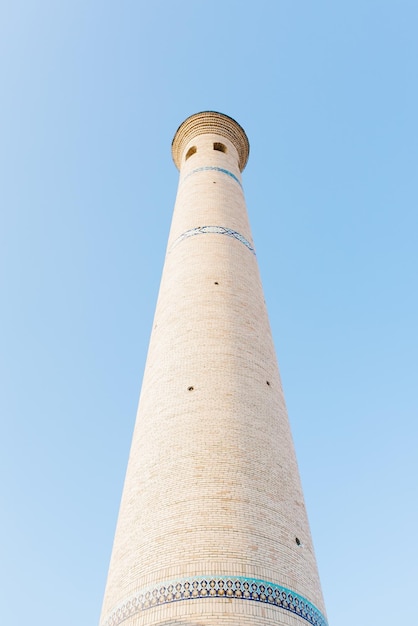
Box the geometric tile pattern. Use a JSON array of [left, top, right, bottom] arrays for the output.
[[182, 166, 243, 188], [102, 576, 328, 626], [170, 225, 256, 255]]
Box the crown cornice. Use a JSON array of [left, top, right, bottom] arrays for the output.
[[172, 111, 249, 171]]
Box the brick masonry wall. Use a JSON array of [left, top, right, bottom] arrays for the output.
[[100, 114, 327, 626]]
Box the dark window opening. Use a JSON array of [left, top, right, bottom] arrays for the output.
[[213, 142, 227, 153], [188, 386, 194, 391], [295, 537, 301, 546], [185, 146, 197, 160]]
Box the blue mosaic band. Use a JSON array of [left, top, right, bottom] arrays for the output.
[[182, 166, 243, 188], [102, 575, 328, 626], [170, 225, 256, 255]]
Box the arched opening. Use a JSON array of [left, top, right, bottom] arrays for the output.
[[185, 146, 197, 160], [213, 142, 227, 153]]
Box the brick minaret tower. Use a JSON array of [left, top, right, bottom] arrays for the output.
[[100, 112, 328, 626]]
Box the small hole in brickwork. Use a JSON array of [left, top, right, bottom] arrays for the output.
[[295, 537, 301, 546], [266, 381, 270, 386], [214, 282, 219, 285], [185, 146, 197, 160], [188, 386, 194, 391], [213, 142, 227, 153]]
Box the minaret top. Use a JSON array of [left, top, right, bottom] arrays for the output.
[[172, 111, 250, 172]]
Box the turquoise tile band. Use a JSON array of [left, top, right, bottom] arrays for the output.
[[102, 575, 328, 626], [170, 225, 256, 255], [182, 166, 243, 188]]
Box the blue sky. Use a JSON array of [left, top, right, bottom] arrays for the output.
[[1, 2, 417, 625]]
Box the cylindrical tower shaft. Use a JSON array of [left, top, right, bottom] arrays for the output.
[[100, 112, 327, 626]]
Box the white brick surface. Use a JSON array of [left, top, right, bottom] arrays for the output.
[[100, 113, 327, 626]]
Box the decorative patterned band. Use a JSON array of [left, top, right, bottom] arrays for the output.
[[170, 225, 256, 255], [102, 575, 328, 626], [181, 165, 243, 188]]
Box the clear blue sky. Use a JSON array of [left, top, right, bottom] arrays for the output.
[[1, 2, 417, 625]]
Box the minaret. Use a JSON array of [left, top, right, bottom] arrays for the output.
[[100, 112, 328, 626]]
